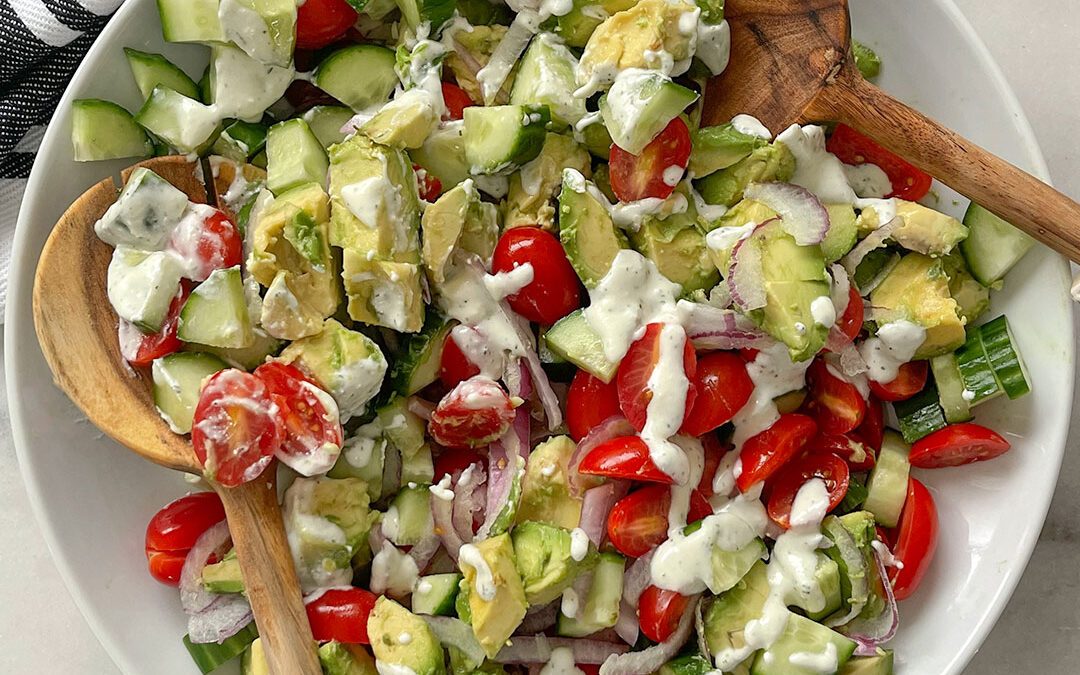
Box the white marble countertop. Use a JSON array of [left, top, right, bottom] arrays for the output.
[[3, 1, 1080, 672]]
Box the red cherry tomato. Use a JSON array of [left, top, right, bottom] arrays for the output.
[[808, 433, 876, 471], [908, 423, 1011, 468], [697, 434, 731, 497], [609, 117, 692, 202], [295, 0, 358, 50], [680, 351, 753, 436], [491, 227, 581, 325], [566, 370, 622, 442], [736, 414, 818, 492], [868, 361, 928, 402], [439, 332, 481, 390], [441, 82, 474, 121], [607, 485, 712, 558], [428, 376, 515, 449], [120, 283, 190, 367], [766, 453, 850, 529], [805, 358, 866, 435], [577, 666, 601, 675], [826, 124, 933, 201], [579, 435, 676, 484], [254, 362, 343, 475], [638, 585, 693, 643], [617, 323, 698, 432], [836, 284, 864, 344], [144, 492, 226, 585], [305, 587, 378, 644], [192, 369, 282, 486], [414, 164, 442, 201], [433, 448, 486, 481], [852, 393, 884, 451], [167, 208, 242, 282], [888, 478, 939, 601]]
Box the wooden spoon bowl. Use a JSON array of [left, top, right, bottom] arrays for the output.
[[32, 155, 321, 675]]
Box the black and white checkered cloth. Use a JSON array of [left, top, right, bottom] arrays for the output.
[[0, 0, 122, 318]]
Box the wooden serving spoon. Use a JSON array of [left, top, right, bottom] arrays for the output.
[[703, 0, 1080, 262], [32, 155, 322, 675]]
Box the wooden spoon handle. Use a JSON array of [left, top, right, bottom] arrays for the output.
[[213, 473, 321, 675], [806, 70, 1080, 262]]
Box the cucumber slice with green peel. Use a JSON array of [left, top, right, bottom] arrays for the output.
[[954, 330, 1003, 404], [313, 45, 398, 112], [543, 309, 619, 383], [892, 380, 947, 444], [462, 104, 550, 175], [178, 266, 254, 348], [659, 653, 714, 675], [801, 554, 843, 622], [456, 0, 513, 25], [930, 352, 973, 424], [412, 573, 463, 616], [387, 312, 454, 396], [218, 0, 297, 68], [157, 0, 226, 43], [135, 86, 222, 154], [183, 621, 258, 674], [821, 515, 870, 622], [751, 614, 857, 675], [960, 203, 1036, 286], [394, 0, 456, 31], [208, 43, 295, 123], [978, 316, 1031, 399], [124, 49, 200, 101], [510, 33, 587, 129], [303, 105, 356, 148], [386, 484, 432, 546], [710, 538, 766, 595], [557, 552, 626, 637], [863, 431, 911, 529], [599, 70, 698, 155], [266, 118, 329, 195], [193, 328, 282, 370], [71, 99, 153, 162], [212, 120, 268, 162], [852, 248, 900, 295], [107, 248, 185, 333], [152, 352, 229, 433], [410, 120, 470, 189]]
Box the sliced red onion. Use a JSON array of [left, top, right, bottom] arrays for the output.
[[580, 482, 628, 546], [453, 462, 486, 542], [843, 545, 900, 655], [408, 517, 441, 572], [614, 599, 640, 646], [599, 596, 700, 675], [841, 217, 900, 277], [621, 550, 654, 606], [695, 600, 711, 661], [407, 397, 435, 421], [743, 182, 829, 245], [568, 415, 635, 496], [829, 264, 851, 319], [179, 520, 254, 644], [476, 424, 523, 540], [504, 358, 533, 401], [833, 338, 869, 377], [519, 600, 560, 634], [680, 300, 773, 351], [494, 636, 630, 664], [728, 221, 773, 312], [426, 616, 486, 666], [431, 487, 465, 561]]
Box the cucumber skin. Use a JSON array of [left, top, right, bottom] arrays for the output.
[[863, 432, 911, 529], [892, 382, 947, 444], [929, 353, 972, 424], [959, 203, 1036, 286], [387, 312, 453, 396], [124, 48, 201, 100], [314, 45, 399, 111], [462, 104, 551, 174], [978, 316, 1030, 399], [71, 99, 153, 162]]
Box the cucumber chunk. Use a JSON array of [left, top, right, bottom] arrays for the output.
[[557, 552, 625, 637], [313, 45, 398, 111], [892, 379, 947, 444], [959, 203, 1035, 286], [978, 316, 1031, 399], [184, 622, 258, 674], [929, 352, 972, 424], [157, 0, 226, 43], [395, 0, 456, 31], [303, 105, 356, 148], [209, 43, 295, 123], [152, 352, 229, 433], [124, 48, 200, 101], [543, 309, 619, 383], [710, 538, 766, 595], [510, 33, 587, 128], [212, 120, 268, 162], [193, 328, 282, 370], [599, 70, 698, 155], [135, 85, 222, 154], [462, 104, 550, 175], [71, 99, 153, 162], [954, 330, 1003, 404], [751, 613, 856, 675], [218, 0, 296, 68], [863, 431, 910, 529], [266, 118, 329, 195], [386, 484, 432, 546], [387, 312, 454, 396], [413, 573, 463, 616], [107, 247, 185, 333], [178, 266, 254, 348], [95, 167, 190, 249]]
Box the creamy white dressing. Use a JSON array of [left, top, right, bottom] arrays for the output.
[[450, 324, 506, 379], [855, 197, 899, 225], [540, 647, 586, 675], [283, 478, 352, 592], [218, 0, 290, 67], [95, 171, 190, 250], [789, 642, 839, 673], [705, 221, 756, 254], [731, 114, 772, 140], [640, 324, 693, 483], [483, 263, 534, 300], [695, 19, 730, 75], [210, 43, 294, 123], [608, 190, 689, 229], [430, 474, 455, 501], [371, 540, 420, 598], [776, 124, 858, 204], [166, 204, 222, 281], [560, 586, 580, 618], [476, 10, 542, 104], [569, 528, 590, 562], [843, 162, 892, 199], [342, 174, 405, 236], [458, 543, 497, 601], [375, 660, 421, 675], [859, 320, 927, 384], [106, 247, 184, 328], [809, 295, 836, 327], [731, 342, 812, 449]]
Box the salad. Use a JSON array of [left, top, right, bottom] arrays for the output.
[[70, 0, 1038, 673]]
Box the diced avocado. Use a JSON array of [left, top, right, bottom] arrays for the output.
[[558, 169, 628, 288], [544, 309, 619, 382], [178, 266, 254, 349], [706, 199, 780, 277], [557, 552, 626, 637], [201, 549, 244, 594], [690, 123, 769, 177], [511, 521, 598, 604], [839, 651, 894, 674], [695, 142, 796, 207], [341, 254, 427, 333], [458, 534, 529, 657], [629, 185, 720, 294], [538, 0, 637, 48], [870, 253, 966, 359], [368, 597, 446, 675], [511, 33, 587, 129], [711, 538, 767, 595], [363, 89, 441, 149], [241, 636, 268, 675], [852, 40, 882, 81], [942, 252, 990, 324], [704, 560, 770, 655], [577, 0, 700, 91], [377, 395, 428, 459], [516, 436, 590, 529], [505, 134, 592, 230], [751, 613, 856, 675], [319, 641, 379, 675], [278, 319, 388, 420], [822, 203, 858, 263], [422, 180, 501, 282], [445, 25, 512, 105], [107, 247, 184, 333], [410, 120, 470, 192], [890, 200, 968, 257]]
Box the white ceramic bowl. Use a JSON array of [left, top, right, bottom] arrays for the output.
[[6, 0, 1074, 673]]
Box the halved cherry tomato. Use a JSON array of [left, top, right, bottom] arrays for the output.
[[439, 332, 481, 390], [428, 376, 515, 449], [441, 82, 474, 120], [808, 433, 876, 471], [618, 323, 698, 432], [805, 358, 866, 435], [254, 362, 343, 475], [145, 492, 226, 585], [296, 0, 358, 50], [579, 436, 676, 484], [680, 351, 753, 436], [491, 227, 581, 325], [305, 587, 378, 644], [120, 283, 190, 367], [868, 361, 928, 402], [736, 414, 818, 492], [566, 370, 622, 442], [578, 666, 601, 675], [167, 208, 243, 282], [888, 478, 938, 601], [766, 453, 850, 529], [852, 393, 884, 451], [826, 123, 933, 201], [607, 485, 712, 557], [609, 117, 692, 202], [192, 369, 282, 486], [414, 164, 442, 201], [697, 434, 732, 497], [836, 284, 864, 344], [638, 586, 693, 643], [433, 448, 486, 481], [908, 423, 1011, 468]]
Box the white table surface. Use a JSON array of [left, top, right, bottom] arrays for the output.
[[3, 1, 1080, 672]]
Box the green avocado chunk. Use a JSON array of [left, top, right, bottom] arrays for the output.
[[695, 141, 796, 207], [458, 534, 529, 658], [511, 521, 599, 604], [558, 169, 629, 288], [870, 253, 966, 358], [690, 123, 768, 178], [319, 640, 379, 675], [368, 597, 446, 675], [629, 184, 719, 294]]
